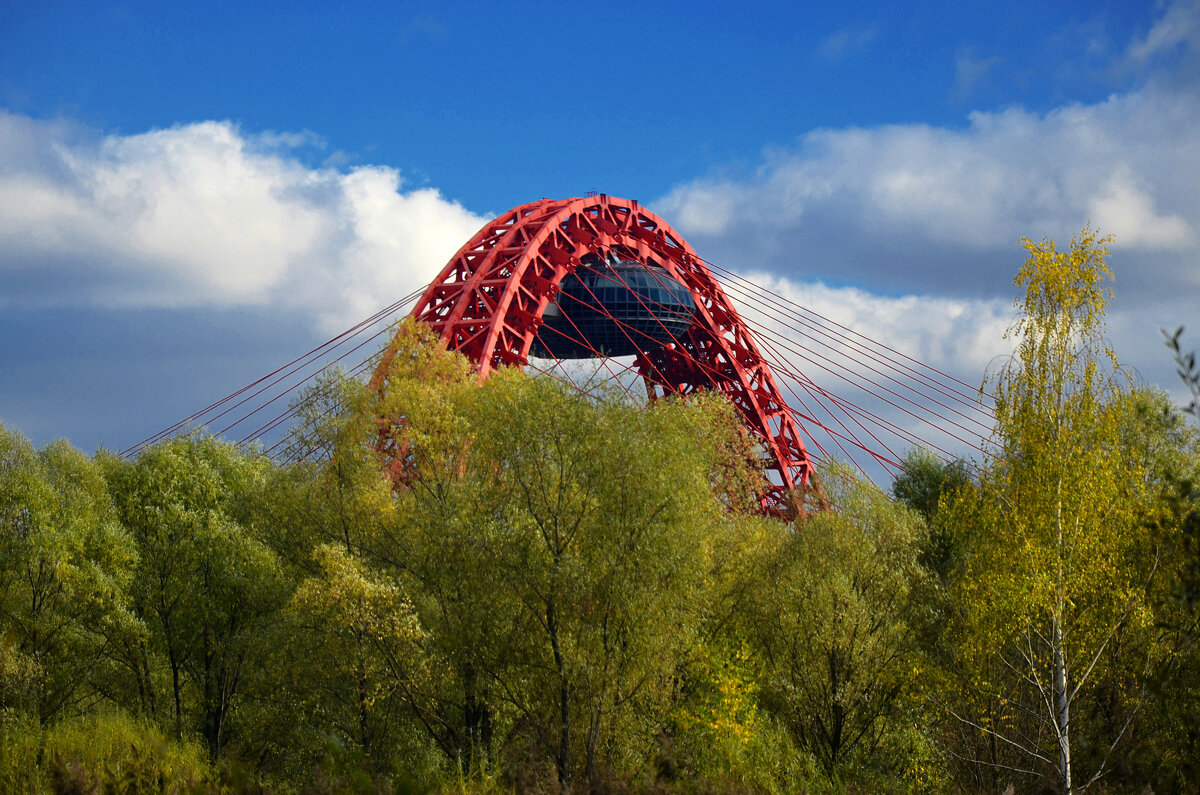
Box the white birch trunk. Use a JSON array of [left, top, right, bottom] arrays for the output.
[[1054, 615, 1072, 794], [1054, 475, 1072, 794]]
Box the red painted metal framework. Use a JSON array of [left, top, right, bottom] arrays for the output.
[[373, 195, 821, 516]]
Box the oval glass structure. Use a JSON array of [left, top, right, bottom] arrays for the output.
[[530, 259, 697, 359]]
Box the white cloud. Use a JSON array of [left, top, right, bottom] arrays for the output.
[[737, 275, 1014, 380], [716, 271, 1200, 477], [654, 3, 1200, 438], [711, 273, 1012, 475], [1127, 0, 1200, 63], [1089, 165, 1195, 249], [655, 85, 1200, 303], [0, 113, 486, 332]]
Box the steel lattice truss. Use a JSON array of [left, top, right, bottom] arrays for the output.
[[371, 195, 823, 516]]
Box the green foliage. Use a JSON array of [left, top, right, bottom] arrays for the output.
[[0, 425, 141, 722], [1163, 325, 1200, 421], [667, 638, 822, 793], [198, 324, 799, 790], [104, 434, 288, 759], [891, 448, 969, 525], [0, 709, 216, 793], [1121, 389, 1200, 790], [468, 375, 728, 784], [6, 265, 1200, 792], [276, 543, 437, 784], [262, 365, 402, 569], [891, 447, 974, 586], [939, 228, 1166, 793], [737, 464, 935, 786], [360, 330, 760, 787]]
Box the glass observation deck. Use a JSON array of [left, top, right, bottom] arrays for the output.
[[529, 258, 698, 359]]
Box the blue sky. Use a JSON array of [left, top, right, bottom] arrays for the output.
[[0, 0, 1161, 213], [2, 0, 1199, 455]]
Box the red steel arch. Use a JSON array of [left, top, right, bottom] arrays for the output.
[[373, 195, 821, 516]]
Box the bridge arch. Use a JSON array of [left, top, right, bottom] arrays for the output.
[[372, 195, 821, 516]]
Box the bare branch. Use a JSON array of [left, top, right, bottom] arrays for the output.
[[942, 704, 1055, 766]]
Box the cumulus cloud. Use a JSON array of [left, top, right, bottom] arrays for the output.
[[0, 112, 486, 332], [653, 1, 1200, 432], [1090, 165, 1195, 249], [709, 273, 1013, 471], [655, 85, 1200, 305], [735, 274, 1014, 380]]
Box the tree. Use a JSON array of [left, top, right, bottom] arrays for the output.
[[0, 427, 141, 722], [892, 448, 970, 525], [105, 435, 288, 759], [466, 373, 734, 785], [739, 463, 933, 784], [944, 229, 1158, 793], [346, 325, 761, 788], [279, 544, 431, 780], [891, 447, 973, 584], [262, 366, 400, 568], [1129, 343, 1200, 789], [1163, 326, 1200, 421]]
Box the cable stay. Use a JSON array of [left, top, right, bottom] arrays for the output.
[[126, 197, 996, 504]]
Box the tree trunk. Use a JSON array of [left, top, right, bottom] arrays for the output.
[[169, 651, 183, 738], [463, 662, 493, 773], [1054, 477, 1072, 794], [357, 652, 371, 759], [547, 599, 570, 787], [585, 702, 602, 784], [1054, 615, 1072, 794]]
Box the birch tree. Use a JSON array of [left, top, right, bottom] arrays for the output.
[[946, 229, 1157, 793]]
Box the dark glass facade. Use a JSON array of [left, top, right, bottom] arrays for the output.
[[530, 261, 697, 359]]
